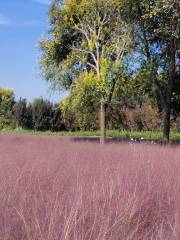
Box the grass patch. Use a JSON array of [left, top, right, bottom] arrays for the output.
[[1, 128, 180, 142]]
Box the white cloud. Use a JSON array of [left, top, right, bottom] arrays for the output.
[[34, 0, 52, 4], [0, 14, 13, 27]]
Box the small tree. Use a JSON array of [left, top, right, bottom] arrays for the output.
[[40, 0, 132, 142]]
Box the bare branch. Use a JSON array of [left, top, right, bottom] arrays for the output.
[[87, 62, 98, 72]]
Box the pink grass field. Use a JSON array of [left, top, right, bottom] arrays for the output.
[[0, 135, 180, 240]]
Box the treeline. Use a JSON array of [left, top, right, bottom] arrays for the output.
[[1, 86, 180, 132], [13, 98, 63, 131], [0, 87, 64, 131]]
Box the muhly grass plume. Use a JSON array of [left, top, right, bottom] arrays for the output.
[[0, 135, 180, 239]]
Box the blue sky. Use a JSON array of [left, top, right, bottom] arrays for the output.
[[0, 0, 64, 102]]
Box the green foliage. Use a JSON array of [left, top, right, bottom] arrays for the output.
[[13, 98, 33, 129], [31, 98, 54, 131], [60, 97, 77, 131], [35, 1, 180, 139], [70, 73, 102, 112], [0, 87, 15, 116], [39, 0, 132, 100], [39, 0, 81, 90], [31, 98, 64, 131], [3, 127, 180, 143], [60, 84, 100, 131], [50, 104, 64, 132], [0, 87, 15, 129], [0, 116, 15, 130], [39, 0, 137, 131], [120, 0, 180, 142], [69, 72, 102, 130]]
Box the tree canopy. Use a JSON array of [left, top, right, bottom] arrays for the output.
[[40, 0, 132, 102]]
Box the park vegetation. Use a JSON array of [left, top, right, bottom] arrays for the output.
[[1, 0, 180, 143], [1, 86, 180, 136], [39, 0, 180, 143], [0, 89, 63, 132]]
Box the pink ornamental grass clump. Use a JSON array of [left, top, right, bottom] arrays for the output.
[[0, 135, 180, 239]]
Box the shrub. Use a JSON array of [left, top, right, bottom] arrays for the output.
[[124, 105, 162, 131], [31, 98, 63, 131], [0, 87, 15, 129], [106, 104, 162, 131], [60, 97, 79, 131], [60, 73, 101, 131], [0, 116, 16, 130]]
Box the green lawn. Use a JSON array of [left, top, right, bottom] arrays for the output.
[[1, 128, 180, 142]]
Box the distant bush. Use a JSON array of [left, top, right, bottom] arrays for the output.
[[59, 73, 101, 131], [31, 98, 54, 131], [50, 104, 65, 132], [106, 104, 162, 131], [122, 105, 162, 131], [13, 98, 33, 129], [0, 87, 15, 129], [12, 97, 164, 132], [0, 116, 16, 130], [61, 103, 161, 132], [60, 97, 78, 131], [12, 98, 65, 132], [31, 98, 64, 131], [0, 85, 176, 133]]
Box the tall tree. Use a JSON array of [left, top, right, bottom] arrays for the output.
[[124, 0, 180, 143]]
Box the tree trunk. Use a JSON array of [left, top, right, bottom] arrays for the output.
[[163, 104, 171, 144], [162, 39, 176, 144], [100, 99, 106, 144]]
